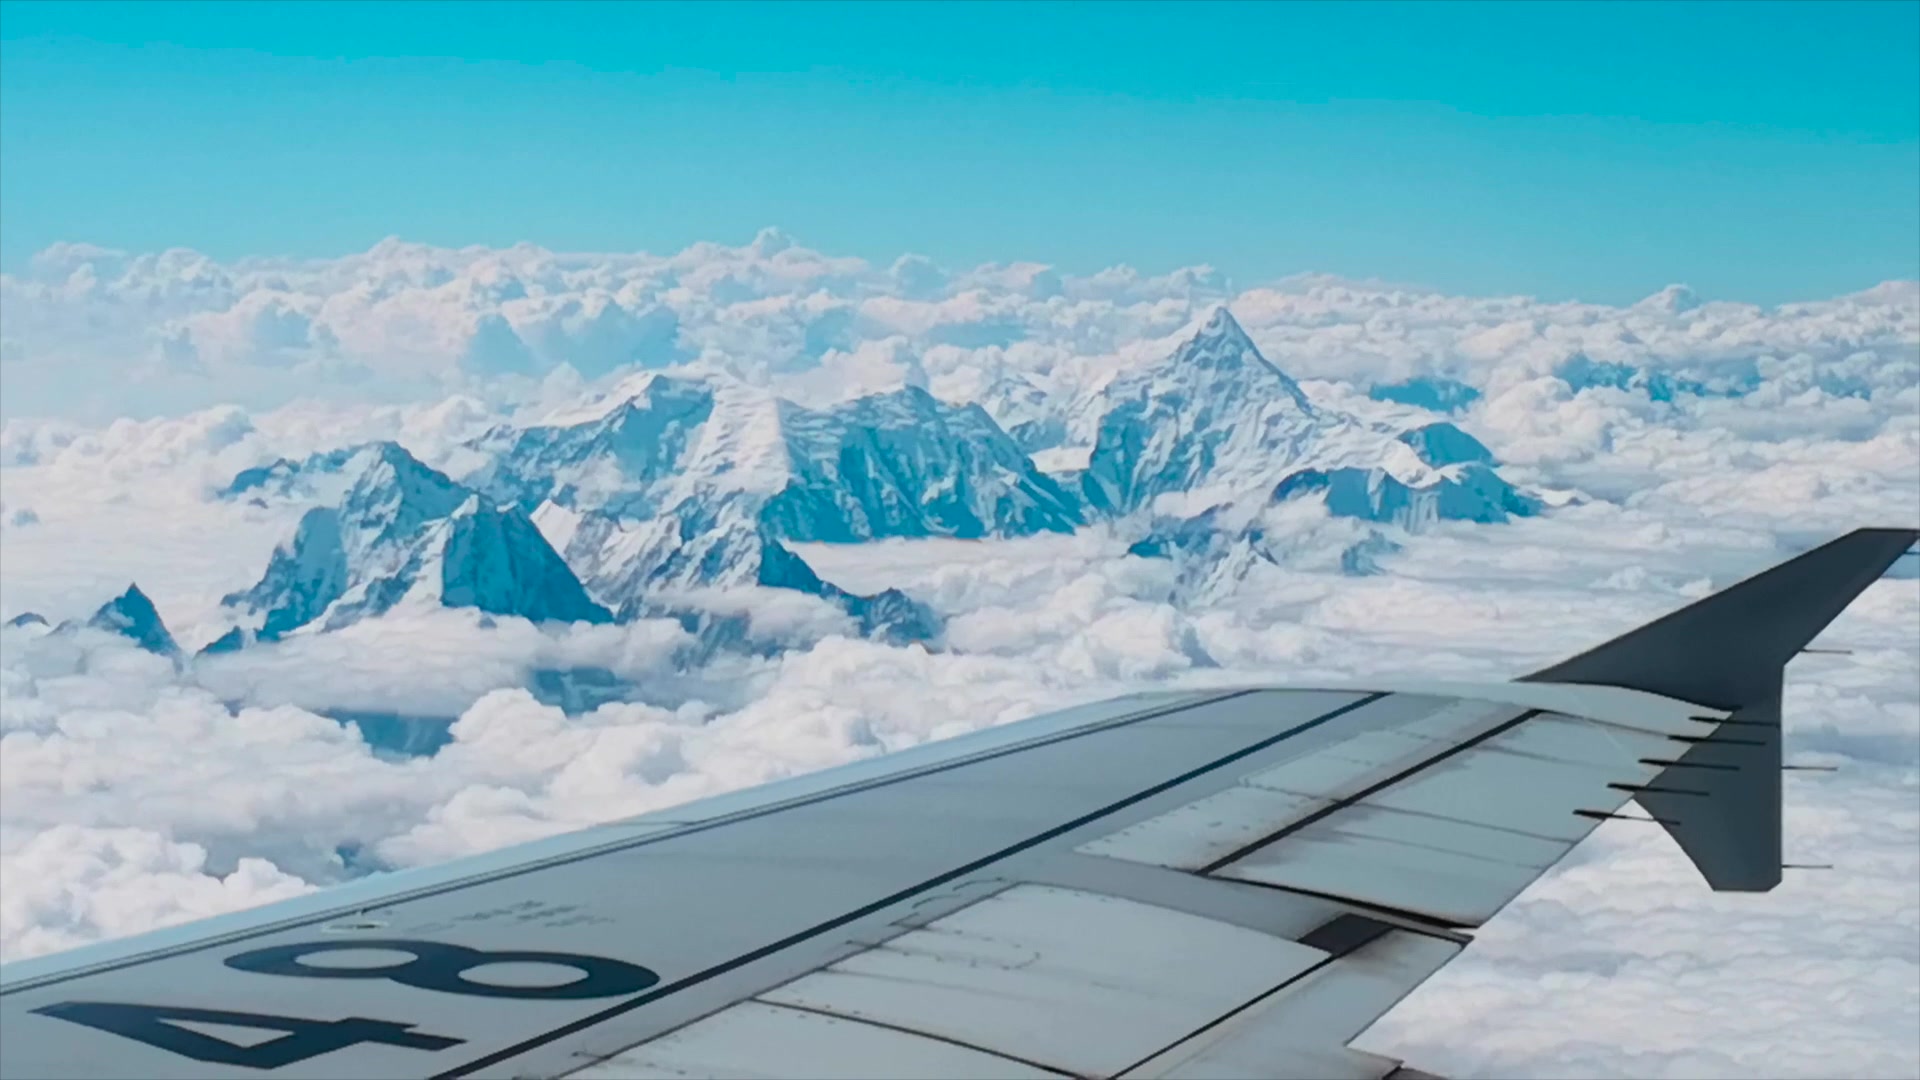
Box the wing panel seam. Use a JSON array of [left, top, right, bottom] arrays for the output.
[[752, 998, 1082, 1079], [429, 692, 1391, 1078], [1196, 709, 1543, 874], [1110, 952, 1340, 1079]]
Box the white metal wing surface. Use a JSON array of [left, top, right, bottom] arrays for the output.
[[1, 527, 1912, 1080]]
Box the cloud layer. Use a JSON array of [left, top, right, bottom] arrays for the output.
[[1, 235, 1916, 1080]]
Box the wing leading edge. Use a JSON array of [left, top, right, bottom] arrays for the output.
[[0, 526, 1911, 1079]]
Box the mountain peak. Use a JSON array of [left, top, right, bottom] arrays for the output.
[[1167, 307, 1312, 411], [1077, 304, 1329, 514], [1638, 284, 1702, 314], [1197, 304, 1251, 342], [87, 583, 181, 658], [340, 442, 470, 536]]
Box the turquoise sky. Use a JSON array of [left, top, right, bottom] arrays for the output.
[[1, 0, 1915, 304]]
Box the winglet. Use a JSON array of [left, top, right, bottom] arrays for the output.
[[1520, 527, 1917, 709], [1520, 527, 1917, 892]]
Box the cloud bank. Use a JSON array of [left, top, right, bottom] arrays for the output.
[[0, 234, 1915, 1080]]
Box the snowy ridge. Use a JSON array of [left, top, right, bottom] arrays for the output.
[[212, 445, 608, 650], [464, 374, 718, 517], [219, 442, 437, 507], [1125, 502, 1405, 607], [1, 584, 186, 664], [1272, 460, 1542, 531], [468, 376, 1082, 542], [762, 385, 1082, 541]]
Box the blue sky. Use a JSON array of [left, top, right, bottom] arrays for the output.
[[1, 0, 1915, 304]]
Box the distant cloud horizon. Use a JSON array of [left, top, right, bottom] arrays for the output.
[[1, 220, 1914, 1077], [4, 1, 1916, 303], [2, 232, 1914, 426]]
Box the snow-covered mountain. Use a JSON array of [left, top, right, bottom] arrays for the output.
[[971, 371, 1070, 454], [462, 375, 719, 519], [1261, 417, 1541, 531], [220, 442, 412, 505], [202, 304, 1549, 660], [1122, 393, 1538, 604], [1259, 420, 1543, 534], [212, 433, 941, 657], [763, 386, 1084, 541], [1077, 308, 1390, 515], [464, 376, 1082, 542], [4, 585, 185, 661], [211, 444, 608, 650], [533, 498, 940, 645], [1397, 422, 1495, 467], [1272, 459, 1541, 530], [1126, 504, 1405, 606]]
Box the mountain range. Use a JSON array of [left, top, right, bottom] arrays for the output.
[[4, 584, 184, 666], [194, 306, 1540, 656]]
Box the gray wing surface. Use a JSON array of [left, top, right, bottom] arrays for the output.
[[2, 527, 1912, 1080]]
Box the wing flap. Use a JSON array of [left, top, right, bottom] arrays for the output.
[[1126, 929, 1461, 1080], [1210, 711, 1687, 925], [1074, 698, 1524, 877], [754, 885, 1328, 1079], [564, 1001, 1060, 1080], [1076, 786, 1334, 870]]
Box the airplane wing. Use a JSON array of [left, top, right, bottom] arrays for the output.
[[2, 527, 1913, 1080]]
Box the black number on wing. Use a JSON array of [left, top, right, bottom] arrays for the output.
[[31, 1001, 462, 1070], [225, 938, 660, 999]]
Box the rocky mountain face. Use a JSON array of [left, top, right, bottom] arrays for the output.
[[209, 445, 609, 651], [4, 584, 184, 665], [86, 584, 182, 659]]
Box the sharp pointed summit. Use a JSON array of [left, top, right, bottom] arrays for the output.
[[1176, 306, 1312, 412], [87, 583, 181, 659], [1079, 305, 1326, 514]]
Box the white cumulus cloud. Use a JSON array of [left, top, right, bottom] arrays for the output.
[[0, 235, 1915, 1080]]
